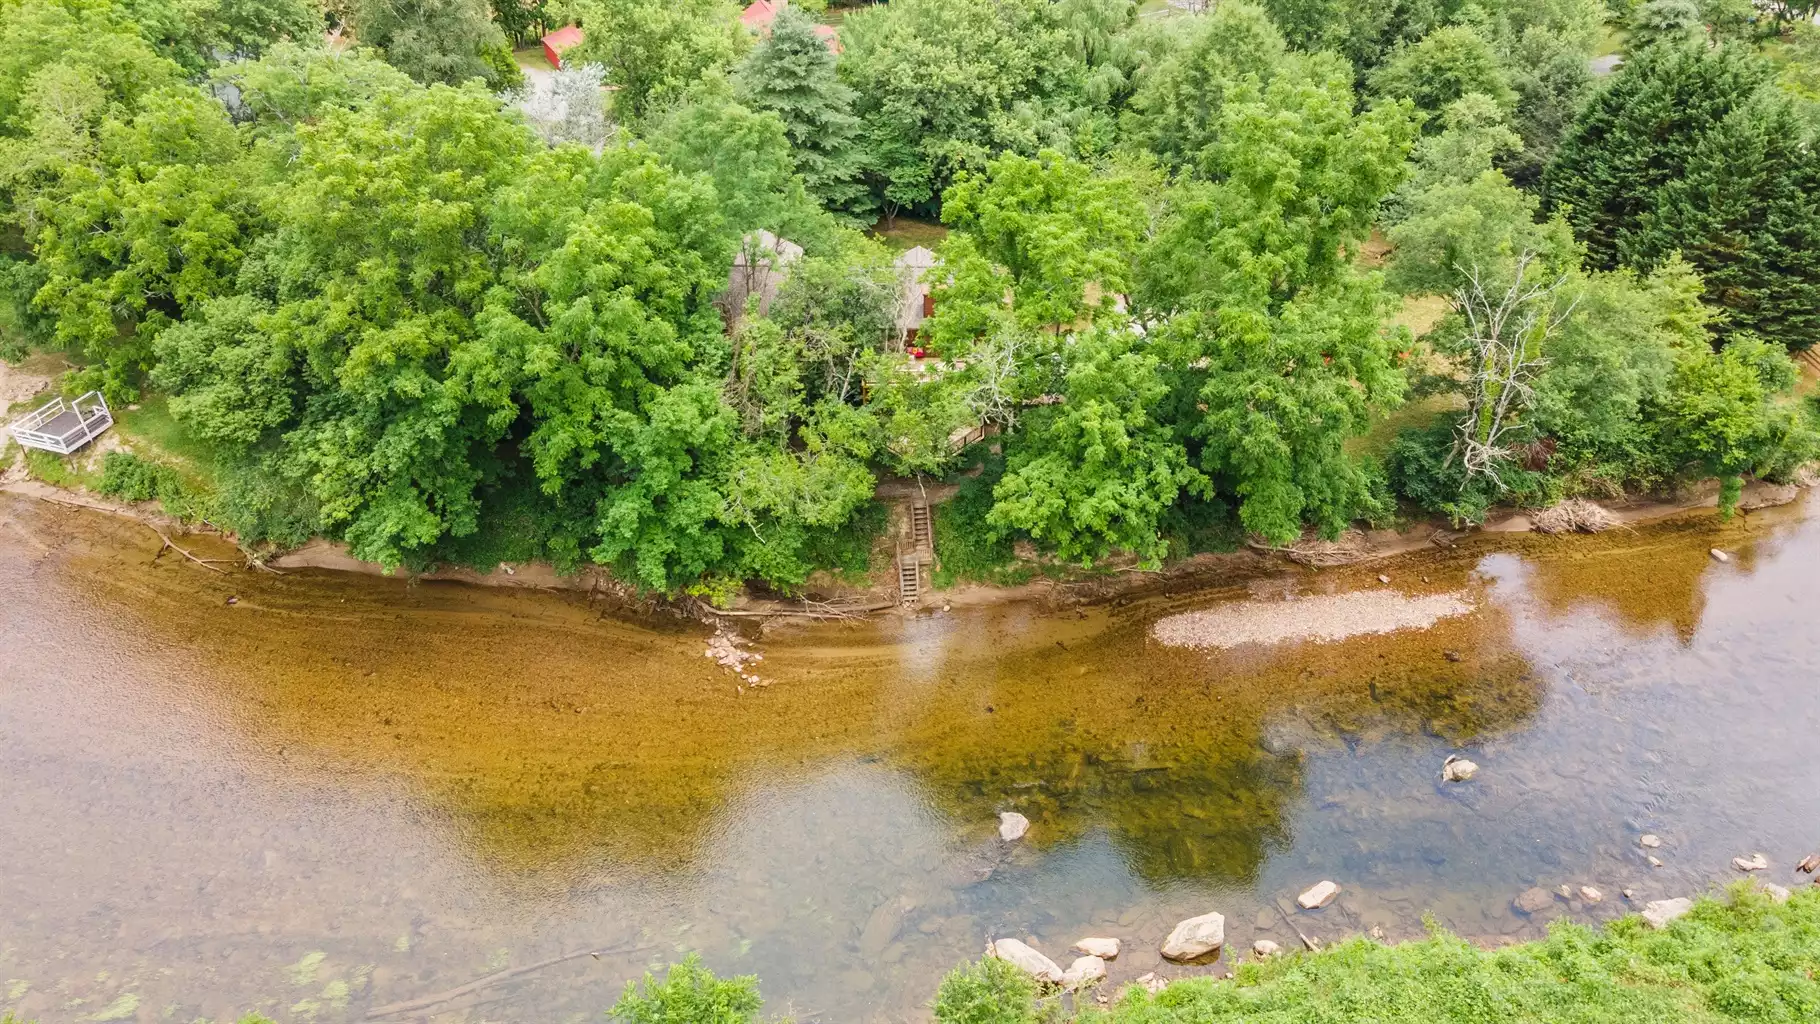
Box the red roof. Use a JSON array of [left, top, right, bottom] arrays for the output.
[[740, 1, 840, 52], [542, 24, 583, 54], [740, 0, 779, 30], [541, 24, 583, 69]]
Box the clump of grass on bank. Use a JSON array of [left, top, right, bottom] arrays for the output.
[[936, 886, 1820, 1024], [95, 450, 214, 522]]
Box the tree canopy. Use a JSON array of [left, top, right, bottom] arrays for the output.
[[1, 0, 1816, 594]]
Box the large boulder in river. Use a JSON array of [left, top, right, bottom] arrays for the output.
[[1072, 936, 1120, 959], [1161, 911, 1225, 963], [1060, 955, 1107, 990], [992, 938, 1063, 983], [1297, 880, 1340, 909], [998, 812, 1030, 842], [1642, 898, 1693, 929], [1513, 887, 1555, 915]]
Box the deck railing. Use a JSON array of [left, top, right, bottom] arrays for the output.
[[8, 391, 113, 454]]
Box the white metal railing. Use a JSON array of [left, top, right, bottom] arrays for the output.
[[8, 391, 113, 454]]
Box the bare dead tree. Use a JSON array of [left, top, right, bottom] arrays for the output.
[[1448, 252, 1577, 489], [962, 323, 1026, 430]]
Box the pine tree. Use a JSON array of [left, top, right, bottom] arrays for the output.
[[1542, 42, 1768, 270], [1636, 96, 1820, 351], [733, 5, 874, 222]]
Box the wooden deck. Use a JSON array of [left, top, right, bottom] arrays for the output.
[[8, 392, 113, 454]]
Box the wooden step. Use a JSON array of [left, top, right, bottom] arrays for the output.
[[910, 502, 932, 548], [898, 557, 921, 604]]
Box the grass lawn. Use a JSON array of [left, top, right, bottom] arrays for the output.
[[512, 45, 555, 74], [870, 215, 949, 252]]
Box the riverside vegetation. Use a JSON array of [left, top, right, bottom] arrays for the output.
[[4, 0, 1820, 596]]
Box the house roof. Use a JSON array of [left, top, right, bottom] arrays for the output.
[[740, 0, 780, 30], [542, 24, 584, 53], [895, 245, 938, 271], [741, 1, 842, 52]]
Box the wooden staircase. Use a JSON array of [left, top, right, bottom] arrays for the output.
[[899, 500, 935, 605], [898, 556, 922, 604]]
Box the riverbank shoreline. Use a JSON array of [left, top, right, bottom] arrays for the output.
[[1, 472, 1809, 626]]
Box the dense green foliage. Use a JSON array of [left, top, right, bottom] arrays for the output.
[[1544, 39, 1820, 350], [3, 0, 1819, 593], [934, 886, 1820, 1024], [609, 954, 763, 1024]]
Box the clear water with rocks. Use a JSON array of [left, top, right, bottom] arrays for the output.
[[2, 493, 1817, 1022]]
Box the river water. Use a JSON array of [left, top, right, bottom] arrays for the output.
[[3, 494, 1819, 1023]]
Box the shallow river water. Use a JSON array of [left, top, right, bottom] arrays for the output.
[[3, 494, 1819, 1023]]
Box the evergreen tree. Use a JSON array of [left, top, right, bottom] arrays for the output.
[[1634, 95, 1820, 350], [733, 4, 871, 221], [1628, 0, 1706, 53], [1542, 42, 1767, 269]]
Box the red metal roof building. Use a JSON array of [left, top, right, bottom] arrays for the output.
[[541, 24, 584, 69]]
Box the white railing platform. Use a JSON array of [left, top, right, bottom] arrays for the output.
[[8, 391, 113, 454]]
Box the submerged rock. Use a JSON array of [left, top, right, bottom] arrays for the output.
[[1252, 938, 1282, 959], [860, 895, 912, 958], [1161, 911, 1226, 963], [1514, 887, 1554, 914], [1648, 855, 1665, 869], [1733, 853, 1769, 872], [1639, 834, 1662, 849], [1061, 955, 1107, 990], [998, 812, 1030, 842], [1580, 886, 1604, 904], [1642, 897, 1693, 929], [1072, 937, 1119, 960], [1134, 972, 1167, 995], [1297, 880, 1341, 910], [992, 938, 1063, 984]]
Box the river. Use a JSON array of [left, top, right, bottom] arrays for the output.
[[2, 493, 1818, 1023]]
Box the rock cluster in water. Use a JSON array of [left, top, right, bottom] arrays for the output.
[[703, 630, 767, 686]]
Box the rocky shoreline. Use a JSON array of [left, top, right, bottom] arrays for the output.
[[976, 797, 1819, 999]]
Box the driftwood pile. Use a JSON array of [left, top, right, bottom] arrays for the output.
[[1530, 499, 1620, 535]]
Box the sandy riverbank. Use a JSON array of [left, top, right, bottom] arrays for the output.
[[0, 469, 1809, 623]]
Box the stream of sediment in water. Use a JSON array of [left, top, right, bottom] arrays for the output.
[[3, 493, 1819, 1023]]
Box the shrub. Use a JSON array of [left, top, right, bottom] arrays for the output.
[[96, 451, 212, 522], [609, 954, 764, 1024], [933, 954, 1039, 1024]]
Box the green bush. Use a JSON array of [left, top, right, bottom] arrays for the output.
[[1386, 421, 1554, 525], [609, 954, 764, 1024], [96, 451, 212, 522], [933, 954, 1040, 1024], [932, 456, 1029, 588]]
